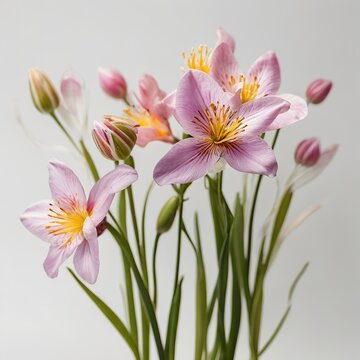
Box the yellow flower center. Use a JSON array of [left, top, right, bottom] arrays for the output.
[[196, 102, 246, 145], [182, 45, 212, 74], [240, 75, 260, 103], [123, 107, 170, 137], [46, 204, 88, 246]]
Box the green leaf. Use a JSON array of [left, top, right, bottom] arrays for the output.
[[68, 268, 140, 360], [165, 278, 184, 360], [258, 262, 309, 356]]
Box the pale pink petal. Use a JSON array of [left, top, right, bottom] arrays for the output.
[[215, 27, 236, 53], [138, 74, 166, 111], [153, 138, 220, 185], [43, 242, 78, 278], [237, 96, 290, 136], [223, 137, 278, 177], [210, 43, 241, 93], [247, 51, 281, 96], [268, 94, 308, 130], [48, 160, 87, 212], [73, 217, 99, 284], [289, 145, 338, 190], [136, 127, 174, 147], [175, 70, 230, 137], [20, 200, 54, 242], [87, 165, 138, 225]]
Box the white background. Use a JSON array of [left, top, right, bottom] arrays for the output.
[[0, 0, 359, 359]]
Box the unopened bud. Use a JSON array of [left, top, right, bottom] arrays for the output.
[[98, 67, 127, 99], [156, 196, 180, 234], [96, 217, 107, 237], [295, 137, 321, 167], [29, 68, 59, 114], [92, 115, 137, 161], [306, 79, 332, 104]]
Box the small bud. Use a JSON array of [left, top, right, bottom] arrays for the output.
[[29, 68, 59, 114], [96, 217, 107, 237], [156, 196, 180, 234], [306, 79, 332, 104], [295, 137, 321, 167], [92, 115, 137, 161], [98, 67, 127, 99]]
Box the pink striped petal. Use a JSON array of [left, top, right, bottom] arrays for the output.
[[48, 160, 87, 212], [87, 165, 138, 225], [268, 94, 308, 130], [210, 42, 241, 92], [43, 241, 78, 278], [247, 51, 281, 96], [237, 96, 290, 136], [223, 137, 278, 176], [153, 138, 220, 185], [176, 70, 230, 137], [216, 27, 236, 53], [73, 217, 99, 284]]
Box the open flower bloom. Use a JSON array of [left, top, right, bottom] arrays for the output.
[[58, 70, 87, 138], [20, 160, 138, 284], [121, 74, 174, 147], [210, 42, 308, 130], [153, 71, 290, 185]]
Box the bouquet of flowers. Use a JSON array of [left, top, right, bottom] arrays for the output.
[[20, 28, 336, 360]]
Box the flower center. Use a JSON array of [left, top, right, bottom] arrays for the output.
[[196, 102, 246, 145], [240, 75, 260, 103], [182, 45, 212, 74], [123, 107, 170, 137], [45, 204, 88, 246]]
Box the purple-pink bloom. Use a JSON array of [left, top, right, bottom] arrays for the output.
[[98, 67, 127, 99], [210, 42, 308, 130], [306, 79, 333, 104], [295, 137, 321, 167], [20, 160, 138, 284], [153, 71, 290, 185]]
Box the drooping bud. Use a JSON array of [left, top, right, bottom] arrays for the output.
[[295, 137, 321, 167], [306, 79, 332, 104], [156, 196, 180, 234], [98, 67, 127, 99], [92, 115, 137, 161], [29, 68, 59, 114]]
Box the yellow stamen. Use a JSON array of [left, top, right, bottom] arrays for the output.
[[182, 45, 212, 74], [240, 75, 260, 103], [196, 102, 246, 145]]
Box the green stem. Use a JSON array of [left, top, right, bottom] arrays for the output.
[[79, 139, 100, 181], [152, 233, 161, 308], [50, 112, 82, 154]]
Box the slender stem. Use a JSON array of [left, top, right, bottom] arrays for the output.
[[79, 139, 100, 181], [50, 112, 81, 153], [152, 233, 161, 308]]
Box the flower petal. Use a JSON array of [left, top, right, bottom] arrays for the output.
[[138, 74, 166, 111], [153, 138, 220, 185], [215, 27, 236, 53], [238, 96, 290, 136], [268, 94, 308, 130], [20, 200, 55, 242], [73, 217, 99, 284], [210, 42, 241, 93], [87, 164, 138, 225], [289, 145, 338, 190], [43, 242, 77, 278], [136, 127, 174, 147], [223, 137, 278, 176], [247, 51, 281, 96], [48, 160, 87, 212], [175, 70, 230, 137]]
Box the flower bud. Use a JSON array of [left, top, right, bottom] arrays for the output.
[[96, 217, 107, 237], [98, 67, 127, 99], [29, 68, 59, 114], [156, 196, 180, 234], [306, 79, 332, 104], [295, 137, 321, 167], [92, 115, 137, 161]]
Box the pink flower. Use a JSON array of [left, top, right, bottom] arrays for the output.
[[295, 137, 321, 167], [210, 42, 308, 130], [306, 79, 333, 104], [121, 74, 174, 147], [153, 71, 290, 185], [20, 160, 138, 283], [98, 67, 127, 99]]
